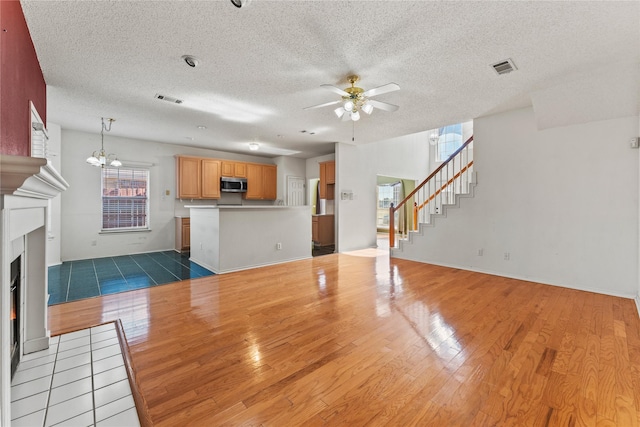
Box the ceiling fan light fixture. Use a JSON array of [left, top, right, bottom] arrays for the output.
[[230, 0, 252, 7], [343, 100, 354, 111], [351, 111, 360, 121], [334, 107, 345, 118], [362, 103, 373, 115]]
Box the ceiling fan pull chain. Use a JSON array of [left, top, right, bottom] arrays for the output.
[[352, 120, 355, 142]]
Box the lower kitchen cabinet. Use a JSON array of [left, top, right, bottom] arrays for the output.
[[175, 217, 190, 252], [312, 215, 334, 246]]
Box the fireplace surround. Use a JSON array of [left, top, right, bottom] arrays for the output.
[[0, 154, 69, 424]]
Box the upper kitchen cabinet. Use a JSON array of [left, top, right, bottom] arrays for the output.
[[177, 156, 201, 199], [221, 161, 247, 178], [319, 161, 335, 200], [325, 161, 335, 184], [176, 156, 221, 199], [263, 165, 277, 200], [245, 163, 277, 200], [201, 159, 221, 199]]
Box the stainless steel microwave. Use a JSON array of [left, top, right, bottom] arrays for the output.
[[220, 176, 247, 193]]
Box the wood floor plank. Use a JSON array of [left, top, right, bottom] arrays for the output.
[[47, 252, 640, 426]]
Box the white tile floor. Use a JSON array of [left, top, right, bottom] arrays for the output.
[[10, 323, 141, 427]]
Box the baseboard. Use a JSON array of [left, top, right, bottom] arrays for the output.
[[212, 256, 313, 275], [390, 256, 638, 300]]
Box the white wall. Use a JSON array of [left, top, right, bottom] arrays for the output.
[[396, 107, 639, 298], [335, 143, 378, 251], [273, 156, 306, 203], [60, 129, 277, 261], [637, 115, 640, 314], [333, 131, 432, 252], [46, 123, 62, 266], [190, 206, 311, 274], [305, 153, 335, 180], [374, 130, 431, 180]]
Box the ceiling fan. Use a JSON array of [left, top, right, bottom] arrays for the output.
[[304, 75, 400, 121]]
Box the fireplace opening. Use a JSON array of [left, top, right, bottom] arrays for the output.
[[10, 255, 21, 379]]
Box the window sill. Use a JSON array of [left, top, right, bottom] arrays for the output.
[[99, 228, 152, 235]]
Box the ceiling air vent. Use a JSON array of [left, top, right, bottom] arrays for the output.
[[491, 59, 517, 75], [154, 93, 183, 104]]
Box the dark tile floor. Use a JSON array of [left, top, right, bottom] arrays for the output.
[[48, 251, 214, 305]]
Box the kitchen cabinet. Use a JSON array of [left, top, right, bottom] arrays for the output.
[[177, 156, 275, 200], [176, 156, 221, 199], [175, 217, 190, 252], [263, 165, 277, 200], [319, 161, 335, 200], [245, 164, 277, 200], [325, 161, 335, 184], [201, 159, 221, 199], [221, 161, 247, 178], [312, 215, 334, 246], [177, 156, 201, 199]]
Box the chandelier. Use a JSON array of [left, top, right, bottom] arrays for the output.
[[86, 117, 121, 168]]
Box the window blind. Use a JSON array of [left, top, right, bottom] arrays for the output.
[[102, 167, 149, 230]]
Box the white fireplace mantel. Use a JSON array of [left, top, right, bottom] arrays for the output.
[[0, 154, 69, 425], [0, 154, 69, 199]]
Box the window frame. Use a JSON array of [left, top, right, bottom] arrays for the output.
[[100, 166, 150, 233], [434, 124, 464, 163]]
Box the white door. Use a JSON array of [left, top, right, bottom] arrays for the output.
[[287, 176, 305, 206]]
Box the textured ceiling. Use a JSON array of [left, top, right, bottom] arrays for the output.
[[20, 1, 640, 159]]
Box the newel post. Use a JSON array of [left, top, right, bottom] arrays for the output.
[[413, 202, 418, 231], [389, 203, 395, 248]]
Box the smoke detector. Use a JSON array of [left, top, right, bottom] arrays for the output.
[[181, 55, 200, 68], [491, 58, 517, 75]]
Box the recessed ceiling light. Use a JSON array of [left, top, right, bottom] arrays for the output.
[[197, 125, 207, 130], [181, 55, 200, 68], [249, 142, 260, 151], [185, 137, 194, 141]]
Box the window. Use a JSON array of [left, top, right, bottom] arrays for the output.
[[30, 102, 48, 159], [377, 182, 402, 228], [101, 167, 149, 231], [435, 123, 463, 162]]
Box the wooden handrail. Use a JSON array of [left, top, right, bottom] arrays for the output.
[[389, 135, 473, 248], [416, 160, 474, 211], [392, 135, 473, 215]]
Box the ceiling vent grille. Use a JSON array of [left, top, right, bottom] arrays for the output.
[[154, 93, 183, 104], [491, 59, 517, 75]]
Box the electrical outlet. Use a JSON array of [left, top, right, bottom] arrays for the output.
[[91, 240, 97, 247], [504, 252, 510, 261], [276, 242, 282, 250]]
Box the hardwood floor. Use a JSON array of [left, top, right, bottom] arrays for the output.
[[49, 250, 640, 426]]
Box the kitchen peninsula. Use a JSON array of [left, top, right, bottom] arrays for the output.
[[187, 205, 311, 274]]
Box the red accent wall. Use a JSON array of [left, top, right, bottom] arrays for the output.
[[0, 0, 46, 156]]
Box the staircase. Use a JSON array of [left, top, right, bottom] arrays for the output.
[[389, 136, 475, 254]]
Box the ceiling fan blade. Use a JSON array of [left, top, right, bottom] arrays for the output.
[[362, 83, 400, 98], [303, 100, 342, 110], [320, 84, 350, 97], [368, 99, 400, 112]]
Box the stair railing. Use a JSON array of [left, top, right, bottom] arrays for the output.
[[389, 136, 474, 248]]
